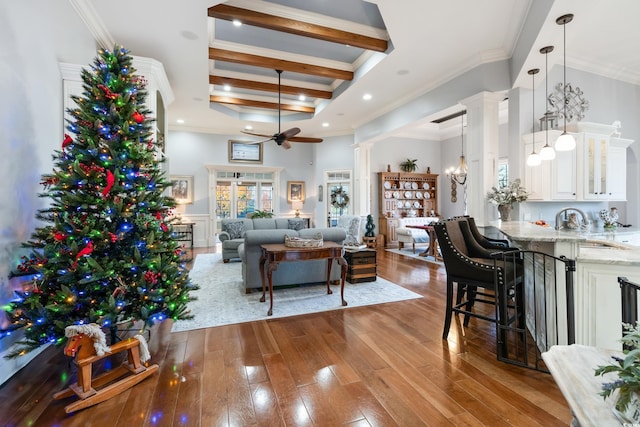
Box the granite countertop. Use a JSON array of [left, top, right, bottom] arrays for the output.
[[491, 221, 640, 266]]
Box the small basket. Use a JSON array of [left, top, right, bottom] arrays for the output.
[[285, 233, 323, 248]]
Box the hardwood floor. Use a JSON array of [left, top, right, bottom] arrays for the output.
[[1, 247, 571, 426]]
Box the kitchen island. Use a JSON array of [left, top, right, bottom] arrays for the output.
[[492, 220, 640, 349]]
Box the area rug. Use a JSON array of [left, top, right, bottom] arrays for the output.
[[385, 248, 443, 265], [172, 253, 422, 332]]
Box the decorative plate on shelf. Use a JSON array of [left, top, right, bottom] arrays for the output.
[[393, 191, 400, 199], [404, 191, 412, 198], [396, 201, 403, 209], [425, 192, 431, 199], [384, 191, 391, 199], [384, 181, 391, 189], [423, 182, 430, 190], [404, 201, 412, 208], [405, 182, 413, 189], [414, 201, 421, 208], [415, 191, 423, 199], [411, 182, 418, 190]]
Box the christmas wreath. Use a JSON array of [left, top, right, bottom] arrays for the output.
[[330, 186, 350, 209]]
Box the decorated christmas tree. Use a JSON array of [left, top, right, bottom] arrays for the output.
[[3, 46, 197, 357]]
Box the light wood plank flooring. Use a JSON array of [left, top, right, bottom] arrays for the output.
[[0, 247, 571, 426]]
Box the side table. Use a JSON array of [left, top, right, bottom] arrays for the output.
[[344, 249, 377, 283], [362, 236, 377, 248]]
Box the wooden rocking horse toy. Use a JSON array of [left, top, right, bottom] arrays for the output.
[[53, 323, 159, 413]]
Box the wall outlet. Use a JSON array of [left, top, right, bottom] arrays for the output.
[[524, 213, 531, 221]]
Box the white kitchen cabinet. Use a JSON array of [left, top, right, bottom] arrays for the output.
[[607, 137, 633, 201], [582, 132, 610, 200], [523, 122, 631, 202], [577, 123, 632, 201], [523, 130, 576, 201]]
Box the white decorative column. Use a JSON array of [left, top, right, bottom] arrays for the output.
[[353, 141, 373, 217], [459, 92, 503, 225]]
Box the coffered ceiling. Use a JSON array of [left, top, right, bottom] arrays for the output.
[[69, 0, 640, 142], [207, 0, 389, 122]]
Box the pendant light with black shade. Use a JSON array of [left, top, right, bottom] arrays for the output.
[[554, 14, 576, 151], [539, 45, 556, 160], [526, 68, 541, 167]]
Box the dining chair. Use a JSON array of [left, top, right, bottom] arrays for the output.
[[620, 276, 640, 350], [453, 215, 517, 252], [434, 220, 523, 343]]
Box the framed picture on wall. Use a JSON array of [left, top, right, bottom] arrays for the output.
[[170, 175, 194, 204], [287, 181, 305, 202], [228, 140, 263, 164]]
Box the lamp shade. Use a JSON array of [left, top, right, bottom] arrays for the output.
[[555, 132, 576, 151], [527, 152, 541, 166], [539, 144, 556, 160], [454, 155, 467, 176], [291, 200, 303, 210]]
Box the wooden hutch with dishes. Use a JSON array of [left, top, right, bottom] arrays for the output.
[[378, 172, 439, 247]]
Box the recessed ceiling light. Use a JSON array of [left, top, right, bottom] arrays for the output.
[[232, 19, 242, 27], [362, 93, 372, 101], [176, 119, 185, 124], [223, 84, 231, 91], [397, 69, 409, 75], [322, 122, 329, 127], [298, 95, 306, 101], [244, 125, 253, 130]]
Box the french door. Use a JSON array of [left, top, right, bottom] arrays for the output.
[[215, 181, 273, 219]]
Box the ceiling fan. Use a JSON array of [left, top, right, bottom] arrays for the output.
[[241, 70, 323, 150]]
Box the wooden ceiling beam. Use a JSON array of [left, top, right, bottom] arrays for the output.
[[209, 75, 332, 99], [208, 4, 387, 52], [209, 95, 315, 113], [209, 48, 354, 81]]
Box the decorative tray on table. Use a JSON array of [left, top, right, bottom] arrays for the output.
[[285, 233, 323, 248]]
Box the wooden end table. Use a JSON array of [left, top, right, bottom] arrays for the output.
[[406, 224, 441, 260], [259, 241, 348, 316]]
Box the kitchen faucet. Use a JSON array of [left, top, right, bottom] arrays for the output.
[[555, 208, 589, 231]]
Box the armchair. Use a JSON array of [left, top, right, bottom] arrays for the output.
[[336, 215, 362, 246]]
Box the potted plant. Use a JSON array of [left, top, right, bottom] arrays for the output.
[[249, 209, 274, 218], [399, 158, 418, 173], [486, 179, 529, 221], [595, 322, 640, 423]]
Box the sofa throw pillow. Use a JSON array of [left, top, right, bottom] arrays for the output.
[[223, 220, 245, 239], [287, 218, 307, 231]]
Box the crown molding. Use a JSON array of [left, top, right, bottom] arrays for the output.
[[69, 0, 114, 49], [132, 57, 175, 106]]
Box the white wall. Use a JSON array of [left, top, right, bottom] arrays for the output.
[[0, 0, 97, 384], [313, 134, 356, 225], [370, 137, 441, 227], [166, 131, 355, 226]]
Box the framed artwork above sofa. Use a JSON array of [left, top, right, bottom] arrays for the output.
[[288, 181, 305, 202]]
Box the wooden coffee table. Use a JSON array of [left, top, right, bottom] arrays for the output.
[[259, 242, 348, 316]]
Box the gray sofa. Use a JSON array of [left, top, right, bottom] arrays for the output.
[[238, 227, 347, 293], [219, 217, 309, 262]]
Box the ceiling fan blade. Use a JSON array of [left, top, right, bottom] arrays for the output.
[[280, 127, 301, 139], [241, 130, 272, 138], [288, 136, 324, 143], [238, 72, 318, 149]]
